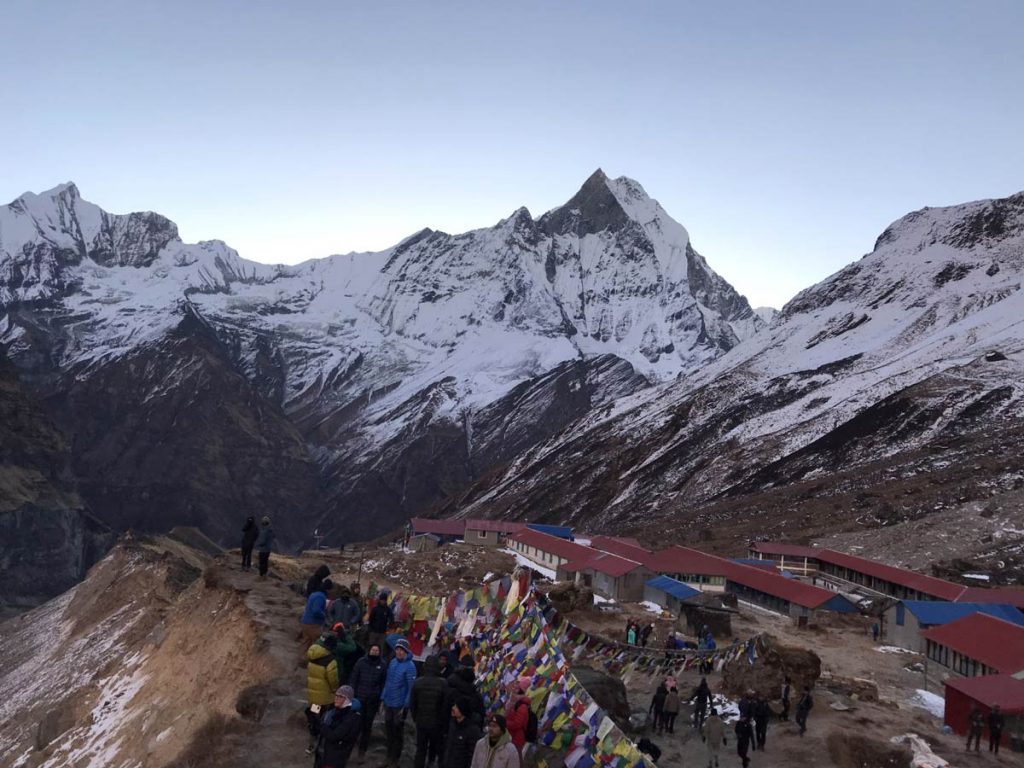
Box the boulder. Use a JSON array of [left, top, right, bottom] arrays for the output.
[[547, 581, 594, 614], [572, 666, 632, 731], [721, 635, 821, 698]]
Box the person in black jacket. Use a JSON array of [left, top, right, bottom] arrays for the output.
[[412, 656, 448, 768], [349, 643, 387, 759], [444, 666, 485, 728], [780, 676, 792, 721], [316, 685, 362, 768], [988, 704, 1004, 754], [444, 697, 482, 768], [752, 692, 771, 750], [734, 715, 754, 768], [689, 677, 711, 730], [649, 683, 668, 734], [240, 516, 258, 570], [437, 650, 454, 680], [795, 686, 813, 737], [367, 593, 394, 654], [307, 565, 332, 598]]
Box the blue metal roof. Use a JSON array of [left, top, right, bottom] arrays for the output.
[[526, 523, 574, 539], [902, 601, 1024, 627], [645, 575, 701, 601]]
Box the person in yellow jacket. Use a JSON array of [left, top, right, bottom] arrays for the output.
[[306, 634, 340, 755]]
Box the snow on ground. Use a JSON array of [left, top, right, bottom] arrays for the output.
[[501, 549, 557, 580], [875, 645, 919, 655], [963, 573, 990, 581], [711, 694, 740, 723], [641, 600, 666, 615], [593, 594, 616, 605], [482, 572, 494, 582], [911, 689, 945, 719], [574, 537, 592, 546]]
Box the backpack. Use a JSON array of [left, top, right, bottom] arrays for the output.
[[519, 700, 538, 743]]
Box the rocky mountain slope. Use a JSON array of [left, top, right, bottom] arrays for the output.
[[443, 191, 1024, 562], [0, 172, 762, 563], [0, 345, 112, 614]]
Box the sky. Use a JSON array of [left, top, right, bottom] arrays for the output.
[[2, 1, 1022, 309]]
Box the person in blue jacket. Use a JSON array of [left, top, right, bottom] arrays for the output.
[[380, 638, 417, 768], [300, 580, 333, 650]]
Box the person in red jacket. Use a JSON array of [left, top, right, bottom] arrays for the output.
[[505, 676, 533, 753]]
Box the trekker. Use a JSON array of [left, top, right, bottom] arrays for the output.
[[411, 656, 449, 768], [240, 516, 258, 570], [640, 622, 654, 648], [445, 664, 485, 729], [871, 621, 880, 643], [988, 704, 1004, 754], [780, 676, 792, 721], [306, 634, 340, 755], [752, 693, 770, 750], [470, 713, 519, 768], [662, 686, 680, 734], [316, 685, 362, 768], [966, 705, 984, 751], [255, 516, 275, 577], [649, 682, 667, 734], [700, 708, 726, 768], [437, 650, 454, 680], [505, 676, 534, 754], [368, 592, 394, 654], [689, 677, 711, 730], [301, 580, 334, 650], [306, 564, 332, 598], [349, 642, 387, 760], [795, 685, 813, 737], [381, 638, 417, 768], [987, 708, 1003, 753], [444, 697, 483, 768], [734, 715, 754, 768], [328, 587, 363, 631], [737, 690, 754, 721], [331, 623, 363, 685], [626, 622, 638, 646]]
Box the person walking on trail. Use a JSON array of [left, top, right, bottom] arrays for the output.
[[470, 713, 519, 768], [752, 692, 770, 750], [255, 516, 275, 577], [871, 621, 880, 642], [780, 676, 792, 721], [662, 686, 680, 734], [701, 708, 726, 768], [505, 676, 534, 754], [316, 685, 362, 768], [445, 697, 483, 768], [649, 682, 668, 734], [411, 656, 449, 768], [368, 592, 394, 655], [349, 642, 387, 761], [381, 638, 416, 768], [240, 516, 258, 570], [987, 704, 1005, 754], [795, 685, 813, 737], [306, 634, 340, 755], [966, 705, 984, 751], [690, 677, 712, 730], [301, 581, 334, 650], [307, 564, 332, 598], [734, 715, 754, 768]]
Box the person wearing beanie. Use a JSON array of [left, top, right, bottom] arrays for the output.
[[305, 634, 340, 754], [380, 637, 416, 768], [306, 564, 332, 598], [444, 697, 482, 768], [255, 516, 275, 578], [505, 676, 533, 752], [470, 713, 519, 768], [316, 684, 362, 768], [300, 579, 334, 651]]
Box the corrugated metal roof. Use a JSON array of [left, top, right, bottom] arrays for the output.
[[409, 517, 465, 536], [508, 529, 595, 561], [646, 545, 734, 577], [590, 535, 653, 563], [955, 587, 1024, 609], [645, 575, 701, 601], [526, 523, 574, 539], [945, 674, 1024, 712], [921, 613, 1024, 674], [561, 552, 645, 578], [730, 558, 778, 571], [748, 541, 821, 558], [727, 562, 853, 610], [902, 601, 1024, 627], [816, 549, 965, 600]]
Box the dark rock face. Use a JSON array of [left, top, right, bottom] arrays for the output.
[[572, 666, 634, 731], [0, 347, 113, 612]]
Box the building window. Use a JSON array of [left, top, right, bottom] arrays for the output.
[[478, 530, 487, 539], [895, 604, 905, 626]]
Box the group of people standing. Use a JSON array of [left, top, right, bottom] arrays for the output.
[[240, 515, 276, 576], [299, 564, 538, 768], [624, 619, 655, 647], [966, 704, 1005, 754]]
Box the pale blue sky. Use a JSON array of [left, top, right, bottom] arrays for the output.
[[3, 1, 1022, 308]]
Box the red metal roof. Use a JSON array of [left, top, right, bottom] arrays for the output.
[[464, 519, 527, 533], [816, 549, 965, 601], [508, 529, 594, 561], [945, 674, 1024, 713], [748, 541, 822, 558], [560, 551, 646, 578], [726, 562, 846, 609], [955, 587, 1024, 609], [590, 535, 653, 564], [921, 613, 1024, 674], [645, 545, 734, 577], [409, 517, 466, 536]]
